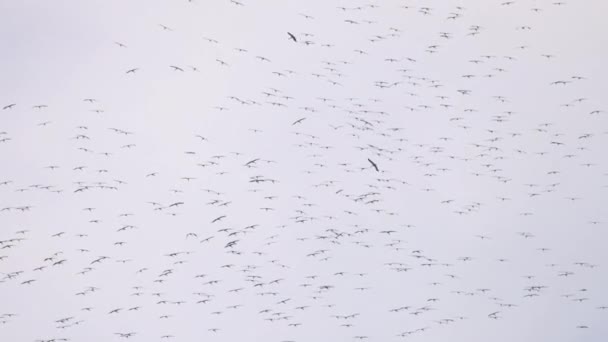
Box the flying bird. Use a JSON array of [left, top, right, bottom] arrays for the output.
[[367, 158, 379, 172]]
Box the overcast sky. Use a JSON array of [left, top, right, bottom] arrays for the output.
[[1, 1, 607, 341]]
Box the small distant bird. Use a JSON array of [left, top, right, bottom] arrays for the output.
[[367, 158, 379, 172], [287, 32, 297, 42], [292, 118, 306, 125]]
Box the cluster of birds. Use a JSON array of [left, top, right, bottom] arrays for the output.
[[1, 1, 607, 342]]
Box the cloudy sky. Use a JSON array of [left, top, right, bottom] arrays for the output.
[[1, 1, 607, 341]]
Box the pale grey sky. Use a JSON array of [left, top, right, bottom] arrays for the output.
[[1, 1, 607, 341]]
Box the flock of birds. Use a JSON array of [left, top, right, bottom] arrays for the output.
[[1, 1, 607, 341]]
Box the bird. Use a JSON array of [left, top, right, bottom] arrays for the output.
[[367, 158, 379, 172]]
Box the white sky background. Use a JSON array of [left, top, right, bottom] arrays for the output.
[[1, 0, 608, 341]]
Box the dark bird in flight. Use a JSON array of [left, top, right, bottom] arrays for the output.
[[367, 159, 379, 172], [287, 32, 297, 42]]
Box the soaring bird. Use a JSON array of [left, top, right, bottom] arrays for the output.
[[287, 32, 297, 42], [367, 158, 379, 172]]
